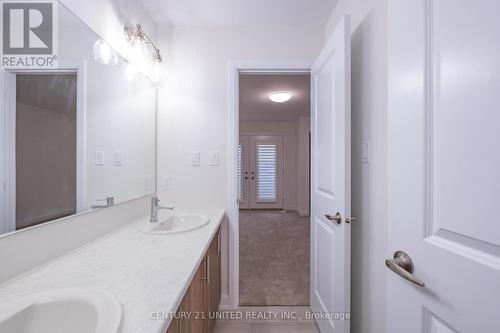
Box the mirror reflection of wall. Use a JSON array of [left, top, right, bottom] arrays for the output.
[[16, 74, 77, 229], [0, 3, 156, 235]]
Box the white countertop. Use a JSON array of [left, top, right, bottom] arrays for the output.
[[0, 209, 225, 333]]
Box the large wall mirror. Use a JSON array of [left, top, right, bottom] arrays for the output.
[[0, 3, 156, 235]]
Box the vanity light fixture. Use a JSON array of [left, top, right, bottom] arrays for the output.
[[269, 91, 292, 103], [151, 49, 163, 83], [124, 24, 164, 81], [93, 38, 118, 65]]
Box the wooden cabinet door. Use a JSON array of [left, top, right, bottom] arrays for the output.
[[203, 247, 213, 333], [212, 229, 221, 314], [203, 228, 221, 333], [188, 262, 205, 333]]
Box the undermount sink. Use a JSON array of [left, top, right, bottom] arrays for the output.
[[139, 213, 210, 235], [0, 288, 121, 333]]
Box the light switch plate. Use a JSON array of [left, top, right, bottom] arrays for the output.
[[113, 151, 123, 166], [95, 151, 105, 166], [209, 151, 219, 166], [191, 151, 200, 166], [362, 141, 370, 164], [161, 175, 172, 191]]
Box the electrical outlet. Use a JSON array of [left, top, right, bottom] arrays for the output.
[[95, 151, 105, 166], [113, 151, 123, 166], [362, 141, 370, 164]]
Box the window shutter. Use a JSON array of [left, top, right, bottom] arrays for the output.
[[257, 144, 277, 201]]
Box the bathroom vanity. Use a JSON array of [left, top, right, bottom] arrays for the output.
[[0, 209, 224, 333]]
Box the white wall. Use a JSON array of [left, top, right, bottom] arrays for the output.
[[156, 24, 324, 306], [326, 1, 388, 333]]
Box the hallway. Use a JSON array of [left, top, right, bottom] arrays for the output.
[[239, 210, 310, 306]]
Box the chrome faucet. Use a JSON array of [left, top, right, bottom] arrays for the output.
[[150, 196, 174, 222], [91, 197, 114, 209]]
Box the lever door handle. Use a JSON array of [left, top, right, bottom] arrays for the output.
[[385, 251, 425, 287], [325, 212, 342, 224]]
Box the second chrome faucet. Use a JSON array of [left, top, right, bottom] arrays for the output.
[[150, 196, 174, 222]]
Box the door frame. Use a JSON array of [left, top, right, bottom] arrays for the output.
[[0, 63, 86, 234], [227, 62, 310, 309]]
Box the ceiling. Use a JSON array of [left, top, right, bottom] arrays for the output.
[[141, 0, 336, 27], [239, 74, 310, 121]]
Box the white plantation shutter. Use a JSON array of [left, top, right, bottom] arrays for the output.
[[238, 144, 243, 201], [257, 144, 278, 201]]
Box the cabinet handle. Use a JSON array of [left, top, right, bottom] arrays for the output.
[[217, 230, 221, 256], [202, 255, 210, 284]]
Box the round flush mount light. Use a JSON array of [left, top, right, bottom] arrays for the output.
[[269, 91, 292, 103]]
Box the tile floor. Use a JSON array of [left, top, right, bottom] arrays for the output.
[[214, 307, 320, 333]]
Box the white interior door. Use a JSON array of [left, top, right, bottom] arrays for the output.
[[388, 1, 500, 332], [310, 16, 351, 333]]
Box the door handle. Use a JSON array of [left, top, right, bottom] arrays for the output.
[[385, 251, 425, 287], [325, 212, 342, 224]]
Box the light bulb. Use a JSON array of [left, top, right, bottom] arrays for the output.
[[150, 50, 163, 83], [93, 38, 118, 65], [129, 37, 148, 70]]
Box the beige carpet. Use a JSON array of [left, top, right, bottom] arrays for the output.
[[239, 210, 310, 306]]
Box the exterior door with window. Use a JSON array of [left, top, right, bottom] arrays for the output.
[[239, 135, 284, 209]]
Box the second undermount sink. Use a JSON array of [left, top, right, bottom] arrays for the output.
[[0, 288, 121, 333], [139, 213, 210, 235]]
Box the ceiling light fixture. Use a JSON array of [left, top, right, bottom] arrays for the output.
[[269, 91, 292, 103]]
